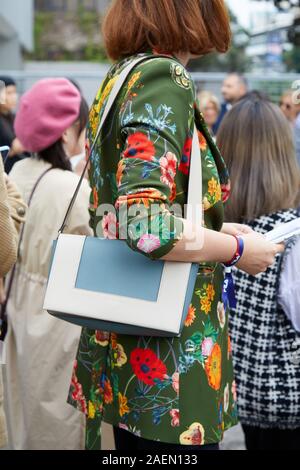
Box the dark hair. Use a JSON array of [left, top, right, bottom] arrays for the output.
[[103, 0, 231, 61], [38, 97, 89, 171], [227, 72, 249, 90], [0, 76, 16, 87], [217, 91, 300, 222]]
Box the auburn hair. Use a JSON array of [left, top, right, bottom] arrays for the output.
[[217, 92, 300, 222], [102, 0, 231, 61]]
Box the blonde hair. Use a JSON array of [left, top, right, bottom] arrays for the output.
[[198, 91, 220, 113], [217, 91, 300, 222]]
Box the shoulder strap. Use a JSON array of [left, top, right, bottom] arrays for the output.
[[58, 55, 202, 235], [0, 166, 53, 342]]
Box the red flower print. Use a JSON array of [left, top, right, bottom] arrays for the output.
[[170, 409, 180, 427], [92, 187, 99, 210], [123, 132, 155, 162], [103, 379, 113, 405], [221, 182, 231, 203], [160, 152, 177, 190], [179, 136, 192, 175], [71, 362, 88, 414], [130, 348, 167, 386]]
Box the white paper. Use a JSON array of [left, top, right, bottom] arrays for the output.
[[265, 217, 300, 244], [0, 340, 6, 365]]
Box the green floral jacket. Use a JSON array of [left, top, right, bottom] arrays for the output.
[[68, 53, 238, 450]]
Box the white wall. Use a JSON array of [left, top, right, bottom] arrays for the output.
[[0, 0, 34, 51]]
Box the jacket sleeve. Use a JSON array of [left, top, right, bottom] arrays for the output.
[[0, 156, 17, 277], [116, 58, 195, 260], [5, 176, 27, 235], [278, 237, 300, 333]]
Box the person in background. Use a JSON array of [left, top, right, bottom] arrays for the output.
[[213, 73, 248, 134], [0, 152, 26, 449], [217, 91, 300, 451], [279, 90, 300, 167], [0, 77, 25, 174], [198, 91, 220, 138], [294, 105, 300, 167], [3, 78, 92, 450], [279, 90, 299, 125]]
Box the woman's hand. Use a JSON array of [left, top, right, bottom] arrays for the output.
[[222, 223, 254, 237], [9, 138, 24, 157], [236, 232, 284, 276]]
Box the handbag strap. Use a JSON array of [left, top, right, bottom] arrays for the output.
[[0, 167, 53, 341], [58, 55, 202, 235]]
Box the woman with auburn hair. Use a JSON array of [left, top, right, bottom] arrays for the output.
[[218, 91, 300, 450], [68, 1, 283, 451]]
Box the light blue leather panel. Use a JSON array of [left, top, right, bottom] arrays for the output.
[[75, 238, 164, 301]]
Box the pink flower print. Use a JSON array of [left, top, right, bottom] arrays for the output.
[[202, 337, 214, 358], [137, 234, 161, 253], [232, 381, 237, 402], [160, 152, 177, 190], [102, 212, 118, 239], [170, 409, 180, 427], [172, 372, 179, 395]]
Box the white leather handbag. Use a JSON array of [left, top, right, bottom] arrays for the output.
[[43, 55, 202, 337]]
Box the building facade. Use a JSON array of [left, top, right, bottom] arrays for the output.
[[35, 0, 110, 13], [0, 0, 34, 70]]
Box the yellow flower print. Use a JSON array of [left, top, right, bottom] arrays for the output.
[[88, 401, 96, 420], [206, 284, 215, 302], [119, 393, 130, 417], [113, 343, 128, 368], [208, 178, 218, 197], [200, 296, 212, 315], [95, 75, 119, 115], [180, 423, 205, 446], [116, 160, 126, 188], [208, 178, 222, 204], [127, 72, 141, 92], [198, 131, 207, 151], [205, 343, 222, 391]]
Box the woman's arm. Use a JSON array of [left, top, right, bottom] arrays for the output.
[[162, 220, 284, 276], [114, 59, 283, 276], [0, 155, 17, 277]]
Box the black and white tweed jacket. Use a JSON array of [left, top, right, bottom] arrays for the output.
[[229, 209, 300, 429]]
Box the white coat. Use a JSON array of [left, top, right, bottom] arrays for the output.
[[3, 157, 92, 450]]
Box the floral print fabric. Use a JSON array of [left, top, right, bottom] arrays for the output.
[[68, 54, 237, 449]]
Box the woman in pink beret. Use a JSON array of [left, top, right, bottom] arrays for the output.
[[2, 78, 92, 450]]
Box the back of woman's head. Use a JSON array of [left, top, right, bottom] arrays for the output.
[[15, 78, 89, 171], [103, 0, 231, 61], [39, 97, 89, 171], [217, 91, 300, 222]]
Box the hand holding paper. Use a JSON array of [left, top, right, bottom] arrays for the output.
[[265, 218, 300, 244]]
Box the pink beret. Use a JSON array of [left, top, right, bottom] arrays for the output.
[[14, 78, 81, 153]]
